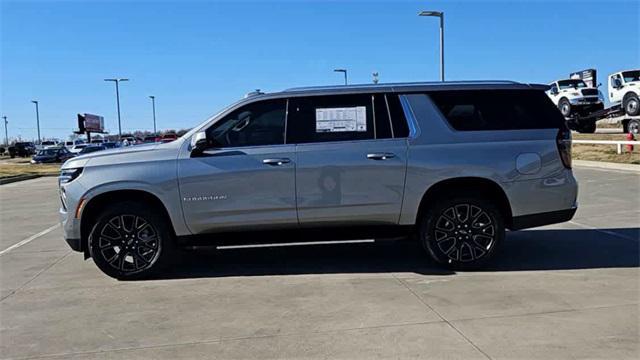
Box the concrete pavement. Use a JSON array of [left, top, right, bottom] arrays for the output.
[[0, 167, 638, 359]]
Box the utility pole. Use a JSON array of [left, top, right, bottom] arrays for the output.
[[104, 78, 129, 139], [2, 116, 8, 146], [31, 100, 41, 144], [334, 69, 348, 85], [149, 95, 157, 134], [418, 10, 445, 81]]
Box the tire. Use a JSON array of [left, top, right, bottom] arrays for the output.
[[419, 197, 505, 270], [88, 201, 176, 279], [577, 122, 596, 134], [559, 98, 572, 118], [628, 119, 640, 135], [623, 94, 640, 116]]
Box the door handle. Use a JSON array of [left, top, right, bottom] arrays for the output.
[[367, 153, 395, 160], [262, 158, 291, 166]]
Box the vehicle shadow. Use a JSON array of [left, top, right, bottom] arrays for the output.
[[145, 227, 639, 280]]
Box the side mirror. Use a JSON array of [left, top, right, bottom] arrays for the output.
[[190, 131, 208, 156]]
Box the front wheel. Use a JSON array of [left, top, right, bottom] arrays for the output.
[[624, 94, 640, 116], [559, 98, 572, 118], [88, 201, 176, 279], [420, 197, 505, 269]]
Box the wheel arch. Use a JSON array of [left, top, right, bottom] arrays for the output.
[[415, 177, 513, 229], [623, 90, 639, 101], [80, 189, 175, 257]]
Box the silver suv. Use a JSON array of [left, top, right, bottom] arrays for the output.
[[59, 81, 578, 279]]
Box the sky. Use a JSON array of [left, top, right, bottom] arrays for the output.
[[1, 0, 639, 141]]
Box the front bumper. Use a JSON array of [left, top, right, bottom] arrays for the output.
[[60, 207, 82, 252]]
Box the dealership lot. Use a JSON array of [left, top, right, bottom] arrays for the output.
[[0, 167, 638, 359]]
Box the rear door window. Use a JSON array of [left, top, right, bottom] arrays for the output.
[[428, 90, 565, 131], [287, 94, 375, 143]]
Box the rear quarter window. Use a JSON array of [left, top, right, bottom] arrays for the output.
[[429, 90, 565, 131]]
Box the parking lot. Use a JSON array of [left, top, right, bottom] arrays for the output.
[[0, 166, 638, 359]]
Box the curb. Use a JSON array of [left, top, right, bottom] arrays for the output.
[[0, 173, 57, 185], [573, 160, 640, 173]]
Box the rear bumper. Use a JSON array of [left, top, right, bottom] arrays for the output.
[[510, 207, 577, 230]]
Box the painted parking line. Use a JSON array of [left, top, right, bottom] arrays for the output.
[[0, 224, 60, 256]]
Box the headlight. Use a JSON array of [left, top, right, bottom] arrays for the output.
[[59, 167, 83, 185], [571, 92, 580, 96]]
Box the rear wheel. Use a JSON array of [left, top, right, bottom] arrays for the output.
[[577, 121, 596, 133], [88, 201, 176, 279], [559, 98, 572, 118], [420, 197, 504, 269], [624, 94, 640, 116], [628, 119, 640, 135]]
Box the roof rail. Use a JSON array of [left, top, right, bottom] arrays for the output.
[[284, 80, 522, 92]]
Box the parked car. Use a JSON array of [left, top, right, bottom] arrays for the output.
[[608, 69, 640, 117], [90, 139, 105, 145], [143, 135, 160, 143], [78, 145, 106, 155], [31, 147, 74, 163], [102, 142, 121, 149], [8, 142, 36, 158], [546, 79, 603, 131], [69, 144, 90, 154], [59, 81, 578, 279], [161, 133, 178, 143], [64, 140, 85, 148], [40, 140, 60, 149]]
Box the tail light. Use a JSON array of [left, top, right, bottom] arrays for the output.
[[556, 127, 572, 169]]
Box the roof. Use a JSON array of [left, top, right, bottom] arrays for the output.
[[273, 81, 548, 96]]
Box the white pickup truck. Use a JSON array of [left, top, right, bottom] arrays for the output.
[[546, 79, 604, 133], [608, 69, 640, 117]]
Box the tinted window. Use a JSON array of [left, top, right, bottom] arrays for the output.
[[387, 95, 410, 137], [373, 94, 393, 139], [429, 90, 565, 131], [287, 94, 375, 143], [207, 99, 286, 147]]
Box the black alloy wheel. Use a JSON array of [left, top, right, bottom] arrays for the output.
[[421, 197, 504, 269]]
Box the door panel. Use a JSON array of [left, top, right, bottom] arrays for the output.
[[178, 145, 297, 234], [295, 139, 407, 226]]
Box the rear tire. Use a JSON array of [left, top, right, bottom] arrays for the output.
[[577, 122, 596, 133], [88, 201, 176, 279], [419, 197, 505, 270], [624, 94, 640, 116], [628, 119, 640, 135], [559, 98, 572, 118]]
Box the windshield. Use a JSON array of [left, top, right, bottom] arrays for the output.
[[558, 80, 588, 89], [622, 70, 640, 82], [37, 149, 58, 156]]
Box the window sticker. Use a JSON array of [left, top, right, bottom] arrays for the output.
[[315, 106, 367, 133]]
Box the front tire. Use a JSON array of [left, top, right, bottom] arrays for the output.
[[88, 201, 176, 279], [420, 197, 505, 269], [624, 94, 640, 116], [559, 98, 572, 118]]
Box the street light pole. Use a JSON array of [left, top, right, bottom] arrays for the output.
[[2, 116, 8, 146], [31, 100, 41, 144], [334, 69, 348, 85], [104, 78, 129, 139], [149, 96, 157, 134], [418, 10, 445, 81]]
